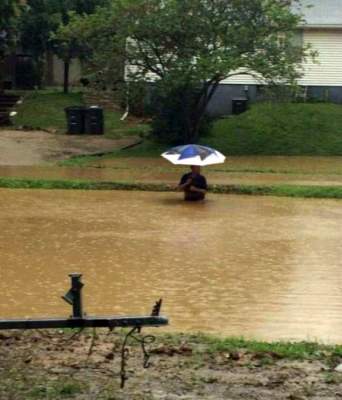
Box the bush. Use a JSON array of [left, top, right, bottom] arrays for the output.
[[150, 84, 213, 145]]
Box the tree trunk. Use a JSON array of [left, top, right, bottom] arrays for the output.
[[46, 51, 54, 86], [36, 58, 45, 89], [63, 60, 70, 94], [0, 63, 4, 94], [0, 56, 6, 93], [189, 81, 220, 143]]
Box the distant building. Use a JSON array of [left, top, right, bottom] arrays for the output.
[[2, 51, 81, 90], [2, 0, 81, 89], [208, 0, 342, 115]]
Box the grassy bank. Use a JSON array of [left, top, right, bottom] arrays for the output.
[[83, 102, 342, 158], [12, 90, 83, 133], [1, 330, 342, 400], [1, 177, 342, 199], [11, 91, 342, 156], [11, 90, 149, 138], [207, 102, 342, 156]]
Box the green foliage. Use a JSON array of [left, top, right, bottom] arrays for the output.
[[52, 0, 110, 60], [56, 4, 123, 91], [18, 1, 61, 85], [150, 84, 213, 144], [119, 0, 310, 142], [0, 1, 20, 46], [0, 0, 21, 77], [63, 0, 311, 143], [0, 0, 20, 31], [206, 102, 342, 155], [18, 0, 109, 88]]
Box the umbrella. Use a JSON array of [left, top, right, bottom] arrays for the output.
[[161, 144, 225, 166]]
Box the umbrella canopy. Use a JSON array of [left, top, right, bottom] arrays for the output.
[[161, 144, 225, 166]]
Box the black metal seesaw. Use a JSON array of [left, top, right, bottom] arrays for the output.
[[0, 273, 169, 388]]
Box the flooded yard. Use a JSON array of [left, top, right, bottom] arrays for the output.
[[1, 163, 342, 188], [0, 189, 342, 342], [89, 156, 342, 175]]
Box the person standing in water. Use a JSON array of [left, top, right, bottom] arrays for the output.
[[178, 165, 207, 201]]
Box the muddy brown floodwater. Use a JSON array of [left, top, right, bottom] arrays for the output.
[[0, 189, 342, 343]]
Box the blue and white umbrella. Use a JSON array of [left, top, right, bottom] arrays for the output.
[[161, 144, 225, 166]]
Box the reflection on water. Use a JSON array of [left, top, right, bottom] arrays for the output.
[[0, 189, 342, 342]]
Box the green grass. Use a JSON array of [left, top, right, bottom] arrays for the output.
[[157, 333, 342, 360], [104, 111, 150, 139], [204, 337, 341, 359], [206, 102, 342, 156], [13, 90, 84, 133], [91, 102, 342, 158], [11, 89, 150, 138], [28, 381, 83, 399], [11, 93, 342, 155], [1, 177, 342, 199]]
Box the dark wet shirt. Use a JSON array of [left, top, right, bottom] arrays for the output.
[[179, 172, 207, 201]]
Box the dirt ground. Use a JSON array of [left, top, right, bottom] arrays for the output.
[[0, 129, 140, 165], [1, 331, 342, 400]]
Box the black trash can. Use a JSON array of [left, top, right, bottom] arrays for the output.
[[84, 106, 104, 135], [65, 106, 86, 134], [232, 97, 248, 115]]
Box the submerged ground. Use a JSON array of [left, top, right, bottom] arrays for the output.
[[1, 189, 342, 343], [1, 92, 342, 399]]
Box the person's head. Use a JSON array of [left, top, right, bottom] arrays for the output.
[[190, 165, 201, 174]]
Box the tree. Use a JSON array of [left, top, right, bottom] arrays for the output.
[[19, 0, 62, 87], [52, 0, 110, 93], [18, 0, 108, 90], [53, 15, 86, 94], [67, 0, 313, 143], [0, 0, 21, 90], [0, 0, 20, 55], [56, 4, 124, 93]]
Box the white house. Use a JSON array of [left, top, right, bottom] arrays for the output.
[[208, 0, 342, 115]]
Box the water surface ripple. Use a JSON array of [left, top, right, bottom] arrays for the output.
[[0, 189, 341, 342]]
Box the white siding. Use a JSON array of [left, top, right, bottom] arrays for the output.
[[300, 29, 342, 86], [222, 29, 342, 87], [221, 69, 261, 85], [127, 29, 342, 87]]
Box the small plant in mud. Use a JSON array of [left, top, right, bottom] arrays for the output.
[[28, 381, 83, 399]]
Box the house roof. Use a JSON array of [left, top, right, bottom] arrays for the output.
[[297, 0, 342, 27]]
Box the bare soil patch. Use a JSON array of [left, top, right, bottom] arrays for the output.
[[0, 129, 140, 166], [1, 331, 342, 399]]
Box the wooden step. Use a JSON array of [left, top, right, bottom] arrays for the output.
[[0, 95, 20, 100], [0, 94, 20, 125], [0, 112, 10, 125]]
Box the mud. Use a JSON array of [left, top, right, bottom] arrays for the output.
[[0, 331, 341, 400], [0, 130, 140, 165]]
